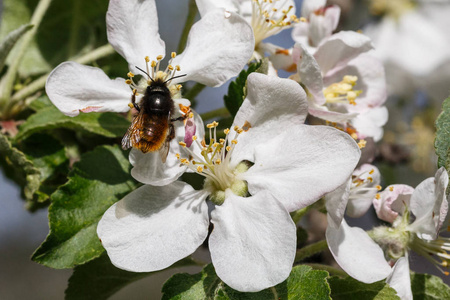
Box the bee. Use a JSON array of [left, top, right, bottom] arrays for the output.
[[121, 67, 187, 163]]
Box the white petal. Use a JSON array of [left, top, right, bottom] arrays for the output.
[[240, 125, 360, 212], [97, 182, 209, 272], [386, 184, 415, 216], [106, 0, 165, 74], [386, 256, 413, 300], [45, 62, 131, 117], [410, 167, 449, 238], [130, 110, 204, 185], [314, 31, 373, 74], [326, 219, 392, 283], [308, 6, 341, 47], [351, 106, 388, 142], [308, 104, 358, 123], [325, 178, 351, 229], [209, 190, 296, 292], [301, 0, 326, 18], [172, 9, 254, 87], [294, 42, 326, 105], [195, 0, 240, 17]]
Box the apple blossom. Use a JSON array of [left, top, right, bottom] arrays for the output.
[[293, 31, 388, 142], [326, 167, 449, 299], [98, 73, 361, 292]]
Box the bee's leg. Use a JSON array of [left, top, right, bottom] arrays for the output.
[[131, 93, 140, 112], [168, 123, 175, 140], [170, 113, 189, 122]]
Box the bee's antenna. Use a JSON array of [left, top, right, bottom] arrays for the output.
[[165, 74, 187, 83], [135, 66, 155, 82]]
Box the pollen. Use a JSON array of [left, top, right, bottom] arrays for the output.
[[151, 61, 157, 67], [358, 139, 367, 149], [192, 136, 197, 141], [224, 129, 230, 135], [369, 169, 375, 174], [127, 72, 135, 78], [179, 141, 187, 147], [231, 140, 238, 145], [156, 55, 163, 60], [376, 185, 382, 191], [176, 65, 181, 71], [168, 65, 174, 71], [375, 194, 381, 199], [389, 186, 394, 192], [128, 103, 134, 108], [145, 56, 150, 62], [171, 52, 177, 58], [197, 166, 204, 173], [125, 79, 132, 85]]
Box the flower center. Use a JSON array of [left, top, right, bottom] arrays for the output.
[[324, 75, 362, 106], [251, 0, 299, 46], [370, 0, 415, 18], [124, 53, 183, 99], [350, 168, 382, 201], [371, 225, 410, 260], [176, 121, 252, 205], [409, 233, 450, 276]]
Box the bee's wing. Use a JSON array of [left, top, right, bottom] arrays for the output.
[[121, 111, 145, 150]]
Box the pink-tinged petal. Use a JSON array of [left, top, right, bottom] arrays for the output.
[[326, 219, 392, 283], [97, 182, 209, 272], [409, 167, 449, 239], [172, 9, 254, 87], [294, 42, 326, 105], [351, 106, 388, 142], [314, 31, 373, 74], [130, 111, 204, 185], [239, 125, 360, 212], [375, 184, 414, 223], [347, 164, 381, 218], [386, 256, 413, 300], [45, 62, 131, 117], [184, 116, 196, 147], [301, 0, 326, 18], [308, 5, 341, 47], [195, 0, 240, 17], [325, 178, 351, 229], [209, 190, 296, 292], [323, 52, 387, 112], [106, 0, 165, 74]]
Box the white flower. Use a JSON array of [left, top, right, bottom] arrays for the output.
[[364, 0, 450, 100], [293, 31, 388, 141], [326, 167, 449, 299], [97, 73, 361, 292], [292, 0, 341, 51], [325, 164, 382, 228], [46, 0, 255, 117]]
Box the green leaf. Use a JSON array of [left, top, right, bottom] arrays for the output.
[[328, 276, 400, 300], [20, 133, 69, 203], [162, 264, 330, 300], [15, 105, 130, 141], [0, 132, 40, 201], [435, 96, 450, 194], [31, 145, 138, 268], [223, 59, 268, 117], [65, 253, 198, 300], [0, 24, 33, 71], [410, 272, 450, 299], [0, 0, 109, 76]]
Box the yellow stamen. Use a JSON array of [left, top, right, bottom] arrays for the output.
[[156, 55, 164, 60], [179, 141, 187, 147], [171, 52, 177, 58], [145, 56, 150, 62]]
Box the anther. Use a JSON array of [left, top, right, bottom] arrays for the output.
[[358, 140, 366, 149], [197, 166, 204, 173], [171, 52, 177, 58], [192, 136, 197, 141], [389, 186, 394, 192], [151, 61, 157, 67], [127, 72, 135, 78], [157, 55, 164, 60], [128, 103, 134, 108], [376, 185, 382, 190], [375, 194, 381, 199], [231, 140, 238, 145], [179, 141, 187, 147], [215, 159, 221, 165], [168, 65, 174, 71], [125, 79, 132, 85], [145, 56, 150, 62], [176, 65, 181, 71], [224, 129, 230, 135], [369, 169, 375, 174]]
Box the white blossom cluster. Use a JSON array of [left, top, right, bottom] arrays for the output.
[[44, 0, 449, 297]]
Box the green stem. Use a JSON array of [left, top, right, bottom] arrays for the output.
[[303, 263, 347, 277], [184, 82, 206, 101], [295, 240, 328, 262], [177, 0, 198, 54], [6, 44, 115, 117], [291, 206, 312, 224], [0, 0, 53, 106], [200, 107, 230, 121]]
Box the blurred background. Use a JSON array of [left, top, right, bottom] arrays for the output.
[[1, 0, 450, 299]]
